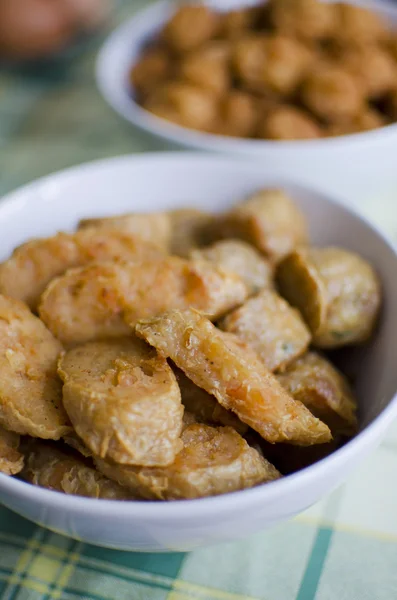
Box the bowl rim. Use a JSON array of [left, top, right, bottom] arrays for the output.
[[0, 151, 397, 519], [95, 0, 397, 153]]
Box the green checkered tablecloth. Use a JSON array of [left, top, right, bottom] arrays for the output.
[[2, 2, 397, 599]]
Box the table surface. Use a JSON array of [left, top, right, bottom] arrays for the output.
[[1, 2, 397, 599]]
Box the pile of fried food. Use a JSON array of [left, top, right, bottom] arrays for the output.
[[130, 0, 397, 140], [0, 189, 381, 501]]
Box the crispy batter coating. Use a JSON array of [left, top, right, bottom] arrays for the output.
[[95, 423, 281, 500], [219, 289, 311, 372], [276, 247, 381, 348], [22, 442, 134, 499], [327, 108, 385, 137], [0, 295, 71, 439], [301, 64, 364, 122], [220, 7, 260, 40], [173, 366, 247, 434], [190, 239, 273, 295], [39, 257, 248, 346], [78, 212, 171, 251], [168, 209, 214, 257], [335, 3, 388, 44], [0, 425, 24, 475], [277, 351, 357, 436], [216, 91, 259, 138], [58, 338, 183, 466], [63, 431, 92, 457], [342, 46, 396, 99], [162, 5, 219, 53], [136, 309, 331, 445], [258, 105, 322, 140], [179, 42, 230, 97], [0, 229, 163, 310], [269, 0, 337, 40], [130, 47, 171, 98], [217, 189, 308, 263]]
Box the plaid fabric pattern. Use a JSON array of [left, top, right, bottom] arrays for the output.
[[1, 1, 397, 598]]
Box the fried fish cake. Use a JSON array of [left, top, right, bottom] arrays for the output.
[[136, 309, 331, 445], [0, 229, 163, 310], [219, 289, 311, 372], [58, 338, 183, 466], [22, 442, 134, 499], [168, 209, 214, 257], [216, 189, 308, 263], [276, 247, 381, 348], [276, 351, 357, 436], [39, 257, 248, 347], [0, 425, 24, 475], [190, 239, 273, 295], [95, 423, 281, 500], [174, 367, 247, 434], [78, 212, 171, 251], [0, 295, 71, 439]]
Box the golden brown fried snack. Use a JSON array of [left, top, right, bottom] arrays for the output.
[[190, 239, 273, 295], [95, 423, 281, 500], [78, 212, 171, 251], [58, 338, 183, 466], [0, 425, 24, 475], [216, 189, 308, 263], [216, 91, 258, 138], [174, 367, 247, 434], [39, 256, 248, 346], [0, 229, 163, 310], [220, 6, 260, 40], [22, 442, 134, 499], [342, 46, 396, 99], [162, 5, 219, 53], [326, 108, 385, 137], [130, 47, 171, 99], [0, 295, 71, 439], [168, 209, 214, 257], [258, 105, 322, 140], [276, 247, 381, 348], [219, 289, 311, 372], [179, 42, 230, 97], [144, 82, 218, 132], [233, 35, 312, 95], [301, 65, 364, 123], [269, 0, 337, 41], [277, 351, 357, 436], [136, 309, 331, 445], [335, 3, 389, 45], [63, 431, 92, 457]]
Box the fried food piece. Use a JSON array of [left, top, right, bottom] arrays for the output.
[[216, 189, 308, 263], [233, 35, 312, 95], [277, 352, 357, 436], [144, 82, 218, 132], [276, 247, 381, 348], [162, 5, 219, 53], [342, 46, 396, 99], [174, 367, 247, 434], [0, 295, 70, 439], [136, 309, 331, 445], [22, 442, 134, 499], [63, 431, 92, 457], [39, 257, 248, 346], [179, 42, 230, 97], [301, 65, 364, 122], [95, 423, 281, 500], [220, 7, 260, 40], [258, 105, 322, 140], [58, 338, 183, 466], [269, 0, 337, 41], [327, 107, 385, 137], [190, 239, 273, 295], [335, 3, 388, 45], [168, 209, 214, 257], [130, 47, 171, 99], [216, 91, 259, 138], [219, 289, 311, 372], [78, 212, 171, 252], [0, 426, 24, 475], [0, 229, 163, 310]]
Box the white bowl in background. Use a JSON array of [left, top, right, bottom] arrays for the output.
[[96, 0, 397, 210], [0, 153, 397, 552]]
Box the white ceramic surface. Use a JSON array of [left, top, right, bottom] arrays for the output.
[[96, 0, 397, 208], [0, 153, 397, 552]]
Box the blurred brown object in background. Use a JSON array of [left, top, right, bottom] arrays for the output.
[[0, 0, 111, 60]]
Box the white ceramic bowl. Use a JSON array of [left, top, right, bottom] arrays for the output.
[[0, 153, 397, 552], [96, 0, 397, 207]]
